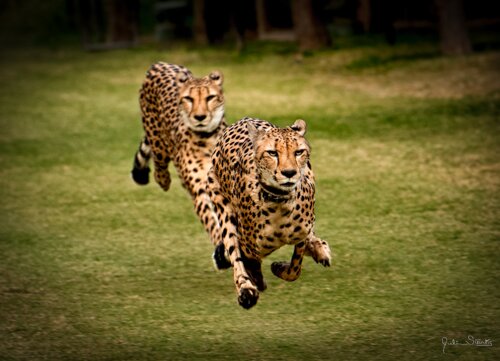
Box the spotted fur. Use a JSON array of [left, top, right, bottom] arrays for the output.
[[207, 117, 331, 309], [131, 62, 226, 235]]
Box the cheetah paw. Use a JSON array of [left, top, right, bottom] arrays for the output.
[[238, 284, 259, 309], [307, 239, 332, 267]]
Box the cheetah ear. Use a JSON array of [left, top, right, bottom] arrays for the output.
[[176, 71, 190, 84], [209, 70, 223, 87], [290, 119, 307, 136], [247, 121, 260, 142]]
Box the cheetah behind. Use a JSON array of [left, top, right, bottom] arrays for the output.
[[131, 62, 226, 235]]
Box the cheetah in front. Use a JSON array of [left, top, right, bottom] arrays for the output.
[[207, 117, 331, 309]]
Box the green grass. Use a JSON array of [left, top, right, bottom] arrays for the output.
[[0, 43, 499, 360]]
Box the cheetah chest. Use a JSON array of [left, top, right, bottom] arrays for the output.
[[240, 200, 313, 258]]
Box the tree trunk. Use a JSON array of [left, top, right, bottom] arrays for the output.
[[255, 0, 269, 39], [435, 0, 472, 55], [357, 0, 371, 33], [77, 0, 93, 46], [193, 0, 208, 45], [291, 0, 330, 51], [106, 0, 139, 45]]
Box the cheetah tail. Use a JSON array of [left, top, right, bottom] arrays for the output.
[[131, 136, 151, 185]]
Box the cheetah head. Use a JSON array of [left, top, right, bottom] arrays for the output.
[[248, 119, 310, 193], [177, 70, 225, 133]]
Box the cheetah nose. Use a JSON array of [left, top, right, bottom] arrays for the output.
[[194, 114, 207, 121], [281, 169, 297, 178]]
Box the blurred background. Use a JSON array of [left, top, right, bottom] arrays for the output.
[[0, 0, 499, 55]]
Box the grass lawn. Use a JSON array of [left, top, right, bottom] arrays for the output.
[[0, 41, 499, 360]]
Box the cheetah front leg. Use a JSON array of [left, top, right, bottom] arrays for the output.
[[192, 185, 224, 249], [208, 173, 259, 309], [305, 234, 332, 267], [143, 127, 171, 191], [213, 207, 260, 309], [140, 89, 172, 192], [139, 131, 171, 191], [232, 249, 261, 309], [152, 154, 172, 191], [271, 241, 307, 281], [194, 187, 267, 295]]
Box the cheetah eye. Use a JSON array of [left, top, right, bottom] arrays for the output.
[[266, 150, 278, 157], [206, 95, 216, 102], [183, 96, 194, 103], [295, 149, 305, 157]]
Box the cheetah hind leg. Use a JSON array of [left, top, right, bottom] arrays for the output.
[[212, 242, 232, 270], [305, 236, 332, 267]]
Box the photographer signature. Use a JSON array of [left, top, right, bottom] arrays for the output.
[[442, 335, 493, 353]]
